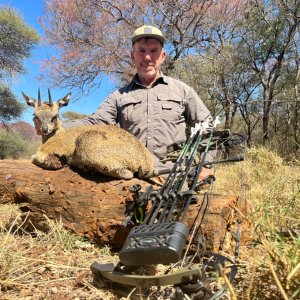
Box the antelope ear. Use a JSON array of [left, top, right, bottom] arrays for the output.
[[22, 91, 36, 107], [57, 92, 71, 108]]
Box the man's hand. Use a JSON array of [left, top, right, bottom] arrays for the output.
[[199, 166, 213, 181]]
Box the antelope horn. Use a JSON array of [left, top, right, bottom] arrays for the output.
[[38, 88, 41, 106], [48, 88, 53, 106]]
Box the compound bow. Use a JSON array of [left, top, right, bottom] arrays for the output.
[[91, 117, 247, 300]]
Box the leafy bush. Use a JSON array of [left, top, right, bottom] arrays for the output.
[[0, 128, 32, 159], [0, 84, 25, 123]]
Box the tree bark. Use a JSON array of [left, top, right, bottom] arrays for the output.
[[0, 159, 249, 251]]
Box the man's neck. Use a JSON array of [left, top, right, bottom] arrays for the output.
[[138, 73, 161, 88]]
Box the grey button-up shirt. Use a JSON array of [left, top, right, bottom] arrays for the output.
[[64, 73, 213, 171]]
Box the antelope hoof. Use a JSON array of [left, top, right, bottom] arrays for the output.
[[43, 154, 64, 170]]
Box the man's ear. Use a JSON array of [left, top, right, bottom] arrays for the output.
[[161, 49, 167, 62]]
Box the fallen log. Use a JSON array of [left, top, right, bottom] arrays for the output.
[[0, 159, 249, 251]]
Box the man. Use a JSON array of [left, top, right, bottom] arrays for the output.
[[64, 25, 213, 176]]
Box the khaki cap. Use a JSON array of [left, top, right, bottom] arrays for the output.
[[132, 25, 166, 45]]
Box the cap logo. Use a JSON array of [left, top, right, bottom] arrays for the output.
[[144, 27, 152, 34]]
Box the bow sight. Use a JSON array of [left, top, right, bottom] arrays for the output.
[[91, 118, 247, 299]]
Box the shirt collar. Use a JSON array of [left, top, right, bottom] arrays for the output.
[[132, 72, 168, 88]]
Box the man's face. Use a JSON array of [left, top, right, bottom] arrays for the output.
[[131, 38, 166, 85]]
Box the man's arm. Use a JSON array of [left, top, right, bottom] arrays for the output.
[[185, 87, 213, 128], [63, 94, 118, 129], [185, 87, 216, 175]]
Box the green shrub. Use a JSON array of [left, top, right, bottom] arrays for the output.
[[0, 128, 31, 159]]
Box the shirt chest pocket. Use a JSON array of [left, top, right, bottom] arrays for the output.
[[118, 96, 143, 124], [158, 94, 186, 121]]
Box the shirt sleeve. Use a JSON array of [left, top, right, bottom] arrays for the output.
[[185, 87, 213, 128], [63, 94, 118, 129], [185, 87, 216, 163]]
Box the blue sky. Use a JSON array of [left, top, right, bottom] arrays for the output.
[[2, 0, 115, 124]]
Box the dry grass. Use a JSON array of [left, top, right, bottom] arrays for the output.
[[213, 147, 300, 299], [0, 147, 299, 299], [0, 209, 119, 299]]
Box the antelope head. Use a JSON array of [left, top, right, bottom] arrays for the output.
[[22, 88, 71, 138]]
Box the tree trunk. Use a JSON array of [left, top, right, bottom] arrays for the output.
[[262, 87, 272, 145], [0, 159, 249, 252]]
